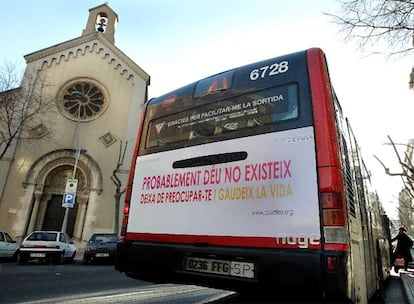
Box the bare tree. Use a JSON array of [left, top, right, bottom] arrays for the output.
[[374, 135, 414, 223], [111, 140, 128, 234], [327, 0, 414, 57], [0, 63, 57, 159], [0, 61, 21, 91]]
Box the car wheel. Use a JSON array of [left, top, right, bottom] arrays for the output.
[[10, 250, 19, 262], [18, 253, 27, 265], [54, 252, 64, 265]]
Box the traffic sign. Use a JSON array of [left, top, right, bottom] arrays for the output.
[[65, 178, 78, 194], [62, 193, 76, 208]]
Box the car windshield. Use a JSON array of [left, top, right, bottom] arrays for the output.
[[27, 232, 57, 242], [90, 234, 118, 243]]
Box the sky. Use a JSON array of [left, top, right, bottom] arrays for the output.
[[1, 0, 413, 219]]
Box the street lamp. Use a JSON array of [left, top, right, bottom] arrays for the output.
[[61, 91, 86, 234]]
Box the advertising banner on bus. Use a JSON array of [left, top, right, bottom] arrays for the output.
[[128, 126, 320, 243]]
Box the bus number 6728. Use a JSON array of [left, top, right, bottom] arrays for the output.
[[249, 61, 289, 81]]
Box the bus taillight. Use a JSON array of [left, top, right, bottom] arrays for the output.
[[123, 203, 130, 215], [120, 203, 130, 239], [322, 209, 345, 226], [321, 191, 346, 226], [321, 192, 348, 246], [321, 192, 342, 209]]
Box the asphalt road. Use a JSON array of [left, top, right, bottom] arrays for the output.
[[0, 258, 408, 304], [0, 260, 234, 304]]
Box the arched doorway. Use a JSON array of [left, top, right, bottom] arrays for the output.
[[42, 195, 78, 237], [24, 149, 103, 243], [40, 164, 86, 238]]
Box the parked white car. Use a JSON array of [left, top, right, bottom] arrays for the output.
[[0, 231, 19, 260], [19, 231, 76, 264]]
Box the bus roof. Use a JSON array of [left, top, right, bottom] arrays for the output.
[[147, 48, 322, 107]]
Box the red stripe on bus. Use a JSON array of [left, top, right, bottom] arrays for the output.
[[125, 232, 322, 250], [323, 243, 349, 251]]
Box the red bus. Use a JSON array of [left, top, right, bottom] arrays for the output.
[[115, 48, 391, 302]]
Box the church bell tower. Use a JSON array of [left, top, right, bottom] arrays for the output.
[[0, 3, 150, 245], [82, 4, 118, 43]]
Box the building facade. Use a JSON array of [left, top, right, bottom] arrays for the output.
[[0, 4, 149, 247]]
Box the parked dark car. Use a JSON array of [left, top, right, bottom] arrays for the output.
[[83, 233, 119, 264]]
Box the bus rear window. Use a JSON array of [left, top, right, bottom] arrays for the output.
[[146, 84, 298, 149]]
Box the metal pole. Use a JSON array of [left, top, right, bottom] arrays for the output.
[[61, 103, 81, 233], [61, 148, 81, 233], [61, 202, 70, 233]]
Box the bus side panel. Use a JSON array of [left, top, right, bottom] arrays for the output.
[[307, 48, 359, 301], [307, 48, 387, 302]]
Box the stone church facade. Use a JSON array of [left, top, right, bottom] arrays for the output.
[[0, 4, 149, 247]]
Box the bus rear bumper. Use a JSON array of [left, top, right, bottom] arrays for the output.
[[115, 241, 349, 300]]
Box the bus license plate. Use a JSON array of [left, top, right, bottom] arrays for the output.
[[184, 257, 254, 279]]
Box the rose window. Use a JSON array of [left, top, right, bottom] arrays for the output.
[[58, 79, 108, 121]]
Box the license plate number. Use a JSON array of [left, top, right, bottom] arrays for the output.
[[30, 253, 45, 258], [96, 253, 109, 257], [184, 257, 254, 278]]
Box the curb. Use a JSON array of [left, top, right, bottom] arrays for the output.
[[401, 272, 414, 304], [75, 250, 84, 261]]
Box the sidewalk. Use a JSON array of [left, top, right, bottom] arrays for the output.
[[401, 271, 414, 304], [75, 249, 84, 262]]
